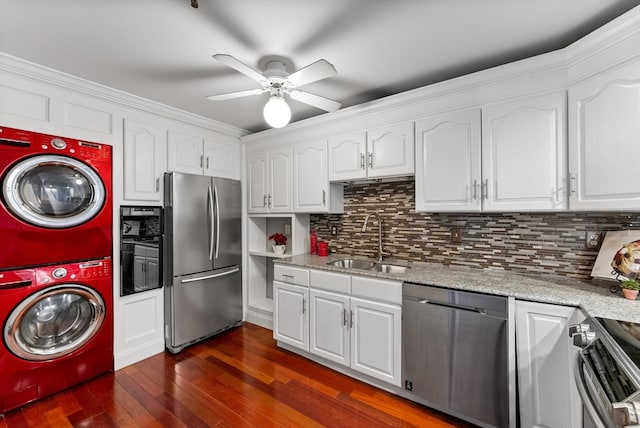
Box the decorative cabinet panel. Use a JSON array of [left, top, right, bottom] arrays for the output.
[[328, 122, 414, 182], [415, 109, 482, 212], [168, 130, 240, 179], [568, 58, 640, 210], [247, 146, 292, 214], [515, 300, 583, 428], [273, 281, 309, 351], [416, 93, 567, 212], [123, 119, 166, 202], [482, 92, 567, 211], [293, 140, 343, 213], [309, 289, 350, 366], [167, 130, 203, 175]]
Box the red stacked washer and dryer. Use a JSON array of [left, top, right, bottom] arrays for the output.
[[0, 126, 113, 413]]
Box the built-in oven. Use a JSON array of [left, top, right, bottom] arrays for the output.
[[570, 317, 640, 427], [120, 206, 163, 296]]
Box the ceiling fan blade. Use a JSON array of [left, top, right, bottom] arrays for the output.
[[212, 54, 268, 84], [206, 88, 266, 101], [287, 59, 337, 87], [289, 90, 341, 112]]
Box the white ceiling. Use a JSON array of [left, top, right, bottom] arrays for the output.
[[1, 0, 639, 133]]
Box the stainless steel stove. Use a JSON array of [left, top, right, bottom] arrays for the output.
[[571, 317, 640, 427]]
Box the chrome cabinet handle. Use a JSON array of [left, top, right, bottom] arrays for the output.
[[360, 153, 365, 169], [570, 174, 577, 194], [155, 178, 160, 192], [302, 299, 306, 314], [206, 156, 210, 169], [482, 179, 488, 200], [322, 190, 326, 205], [200, 154, 203, 168], [472, 179, 478, 200], [268, 194, 272, 208], [350, 310, 354, 328], [263, 194, 267, 207], [343, 309, 348, 326], [368, 152, 373, 168]]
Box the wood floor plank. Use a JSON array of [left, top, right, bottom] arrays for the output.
[[2, 323, 477, 427]]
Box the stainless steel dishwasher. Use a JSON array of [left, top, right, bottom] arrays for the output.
[[403, 282, 509, 428]]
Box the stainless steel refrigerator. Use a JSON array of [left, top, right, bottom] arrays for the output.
[[164, 172, 242, 353]]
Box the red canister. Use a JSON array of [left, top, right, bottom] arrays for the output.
[[310, 229, 318, 255], [318, 241, 329, 257]]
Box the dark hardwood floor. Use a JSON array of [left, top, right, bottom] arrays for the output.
[[1, 323, 476, 427]]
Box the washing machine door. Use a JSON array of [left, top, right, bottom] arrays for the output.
[[2, 155, 105, 228], [4, 284, 106, 361]]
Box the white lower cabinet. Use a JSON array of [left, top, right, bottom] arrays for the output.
[[273, 281, 309, 351], [275, 267, 402, 387], [515, 300, 584, 428]]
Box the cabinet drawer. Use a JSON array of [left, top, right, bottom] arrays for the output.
[[351, 276, 401, 304], [274, 264, 309, 286], [309, 269, 350, 294]]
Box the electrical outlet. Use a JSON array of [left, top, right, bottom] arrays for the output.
[[586, 231, 601, 249], [284, 224, 291, 235], [330, 225, 340, 235], [451, 227, 462, 243]]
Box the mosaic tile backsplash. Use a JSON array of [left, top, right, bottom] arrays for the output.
[[310, 180, 640, 280]]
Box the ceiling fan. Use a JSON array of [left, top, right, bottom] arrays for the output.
[[207, 54, 342, 128]]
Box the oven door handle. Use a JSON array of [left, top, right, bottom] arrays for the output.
[[574, 356, 609, 428]]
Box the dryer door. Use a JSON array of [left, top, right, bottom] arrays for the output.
[[4, 284, 105, 360], [2, 155, 105, 228]]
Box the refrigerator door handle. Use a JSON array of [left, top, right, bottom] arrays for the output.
[[208, 185, 214, 260], [214, 185, 220, 260], [180, 267, 240, 284]]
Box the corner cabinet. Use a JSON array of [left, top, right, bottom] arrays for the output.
[[123, 119, 167, 202], [415, 92, 567, 212], [247, 146, 292, 214], [515, 300, 584, 428], [293, 140, 343, 213], [568, 58, 640, 210]]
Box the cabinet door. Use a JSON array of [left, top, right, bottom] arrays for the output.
[[133, 255, 146, 291], [367, 122, 415, 178], [516, 301, 583, 428], [167, 130, 204, 175], [203, 137, 240, 180], [293, 140, 329, 212], [350, 297, 401, 386], [328, 132, 367, 181], [569, 59, 640, 210], [273, 281, 309, 351], [415, 109, 481, 212], [123, 119, 166, 202], [146, 256, 159, 290], [482, 92, 567, 211], [309, 289, 350, 366], [247, 150, 269, 213], [269, 146, 293, 212]]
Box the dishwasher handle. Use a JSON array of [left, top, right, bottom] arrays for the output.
[[417, 298, 486, 315]]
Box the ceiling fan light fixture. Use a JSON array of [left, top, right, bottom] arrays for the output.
[[263, 95, 291, 128]]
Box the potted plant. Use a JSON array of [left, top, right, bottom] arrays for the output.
[[620, 278, 640, 300], [268, 232, 287, 254]]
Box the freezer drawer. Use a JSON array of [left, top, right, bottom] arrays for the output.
[[166, 266, 242, 353]]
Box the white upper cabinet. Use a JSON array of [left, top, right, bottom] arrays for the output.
[[416, 93, 567, 212], [293, 140, 343, 213], [123, 119, 167, 202], [247, 146, 293, 214], [415, 109, 482, 212], [568, 59, 640, 210], [367, 122, 414, 178], [168, 130, 241, 179], [328, 132, 367, 181], [482, 92, 567, 211], [328, 122, 414, 181]]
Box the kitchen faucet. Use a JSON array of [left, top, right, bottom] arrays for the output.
[[361, 212, 385, 262]]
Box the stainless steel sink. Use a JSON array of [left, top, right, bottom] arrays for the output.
[[371, 263, 409, 274], [326, 258, 409, 274], [326, 259, 376, 270]]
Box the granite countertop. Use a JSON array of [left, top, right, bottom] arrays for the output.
[[275, 254, 640, 323]]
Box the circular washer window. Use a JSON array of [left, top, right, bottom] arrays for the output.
[[2, 155, 105, 228], [4, 284, 106, 361]]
